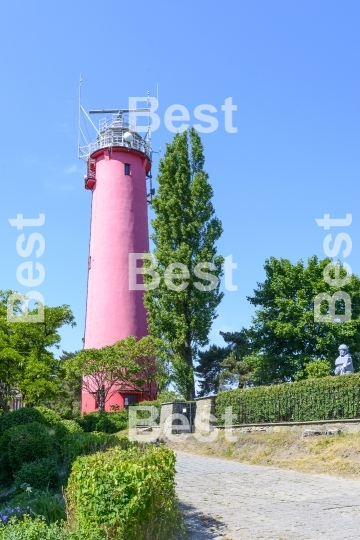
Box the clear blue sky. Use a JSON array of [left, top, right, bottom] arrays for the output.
[[0, 1, 359, 356]]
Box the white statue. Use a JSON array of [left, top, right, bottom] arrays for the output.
[[334, 344, 354, 375]]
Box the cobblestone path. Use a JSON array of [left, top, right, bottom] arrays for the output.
[[175, 451, 360, 540]]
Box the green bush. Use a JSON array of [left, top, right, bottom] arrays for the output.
[[15, 458, 59, 490], [34, 407, 62, 427], [0, 430, 14, 487], [54, 420, 83, 449], [0, 407, 60, 435], [75, 412, 128, 434], [62, 432, 125, 464], [216, 373, 360, 424], [7, 422, 55, 472], [0, 516, 68, 540], [156, 390, 185, 403], [65, 444, 183, 540], [295, 359, 332, 380], [135, 401, 162, 425], [30, 492, 66, 526]]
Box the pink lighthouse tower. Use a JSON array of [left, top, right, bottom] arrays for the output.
[[79, 105, 154, 413]]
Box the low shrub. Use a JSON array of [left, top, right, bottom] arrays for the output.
[[0, 431, 14, 487], [0, 407, 60, 436], [29, 489, 66, 525], [65, 444, 183, 540], [15, 458, 59, 490], [135, 400, 162, 425], [0, 516, 68, 540], [61, 420, 83, 434], [0, 409, 41, 435], [62, 432, 125, 465], [7, 422, 54, 472], [156, 390, 185, 403], [0, 487, 66, 527], [54, 420, 83, 449], [76, 412, 128, 434], [0, 505, 28, 526], [216, 373, 360, 424], [34, 408, 62, 428]]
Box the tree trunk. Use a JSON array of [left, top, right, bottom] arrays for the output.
[[0, 384, 11, 414], [183, 349, 195, 400], [97, 385, 106, 412]]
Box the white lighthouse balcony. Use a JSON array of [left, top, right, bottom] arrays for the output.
[[79, 113, 152, 161]]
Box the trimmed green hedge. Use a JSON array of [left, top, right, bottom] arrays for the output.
[[216, 374, 360, 425], [65, 444, 183, 540]]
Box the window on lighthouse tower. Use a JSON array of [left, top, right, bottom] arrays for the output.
[[124, 163, 131, 175]]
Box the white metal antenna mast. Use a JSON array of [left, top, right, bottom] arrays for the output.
[[78, 74, 82, 152]]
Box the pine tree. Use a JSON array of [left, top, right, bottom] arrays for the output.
[[144, 128, 223, 399], [195, 344, 230, 397]]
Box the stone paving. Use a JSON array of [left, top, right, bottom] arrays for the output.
[[175, 451, 360, 539]]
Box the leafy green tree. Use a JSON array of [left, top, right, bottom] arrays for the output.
[[295, 359, 332, 380], [41, 350, 82, 419], [0, 290, 75, 413], [130, 335, 169, 399], [65, 336, 148, 412], [244, 255, 360, 384], [144, 128, 224, 399]]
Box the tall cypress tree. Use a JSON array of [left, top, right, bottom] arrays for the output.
[[144, 128, 223, 399]]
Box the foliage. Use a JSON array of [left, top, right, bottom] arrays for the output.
[[0, 406, 60, 436], [61, 432, 123, 465], [41, 351, 81, 420], [65, 444, 183, 540], [33, 407, 62, 427], [134, 401, 162, 425], [0, 430, 15, 487], [1, 420, 123, 487], [7, 422, 55, 472], [0, 291, 75, 412], [65, 337, 146, 412], [54, 420, 83, 449], [144, 128, 224, 400], [295, 359, 332, 381], [195, 344, 231, 396], [0, 505, 29, 527], [156, 390, 185, 403], [216, 373, 360, 424], [0, 408, 45, 436], [170, 356, 195, 401], [1, 487, 67, 527], [28, 490, 66, 526], [130, 336, 158, 398], [0, 407, 63, 487], [75, 412, 129, 434], [14, 458, 59, 490], [242, 255, 360, 385], [218, 329, 253, 390], [0, 516, 67, 539]]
